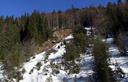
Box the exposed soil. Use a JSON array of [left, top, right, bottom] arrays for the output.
[[38, 28, 72, 52]]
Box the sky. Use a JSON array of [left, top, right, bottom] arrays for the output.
[[0, 0, 117, 17]]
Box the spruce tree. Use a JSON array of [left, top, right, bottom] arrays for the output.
[[93, 39, 115, 82]]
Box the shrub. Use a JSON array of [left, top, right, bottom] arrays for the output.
[[64, 43, 80, 61], [36, 62, 42, 70], [73, 25, 89, 52], [46, 75, 53, 82], [21, 68, 26, 74], [69, 63, 80, 74]]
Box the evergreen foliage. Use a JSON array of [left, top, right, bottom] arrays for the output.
[[73, 25, 88, 52], [0, 1, 127, 80], [64, 43, 80, 61], [93, 39, 115, 82]]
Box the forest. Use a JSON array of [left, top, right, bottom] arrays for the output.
[[0, 0, 128, 82]]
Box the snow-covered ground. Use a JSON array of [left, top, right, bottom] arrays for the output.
[[102, 38, 114, 44], [64, 34, 73, 40], [11, 35, 95, 82], [0, 64, 4, 81], [104, 37, 128, 82]]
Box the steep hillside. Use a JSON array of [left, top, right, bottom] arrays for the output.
[[12, 34, 95, 82]]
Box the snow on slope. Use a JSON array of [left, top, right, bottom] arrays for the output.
[[0, 64, 4, 81], [64, 34, 73, 40], [14, 35, 95, 82], [19, 42, 66, 82], [48, 42, 66, 60], [104, 37, 128, 82], [19, 52, 46, 82], [108, 46, 128, 82]]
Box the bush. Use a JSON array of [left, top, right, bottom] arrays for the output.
[[36, 62, 42, 70], [64, 43, 80, 61], [46, 75, 53, 82], [73, 25, 88, 52], [69, 63, 80, 74], [52, 68, 60, 75], [15, 71, 23, 82], [21, 68, 26, 74]]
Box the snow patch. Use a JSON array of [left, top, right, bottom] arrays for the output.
[[102, 38, 114, 44], [64, 34, 73, 40], [48, 44, 66, 60], [0, 64, 4, 81]]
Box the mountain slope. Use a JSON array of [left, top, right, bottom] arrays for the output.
[[11, 34, 95, 82]]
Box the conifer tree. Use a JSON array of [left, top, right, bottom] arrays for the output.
[[93, 39, 115, 82]]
